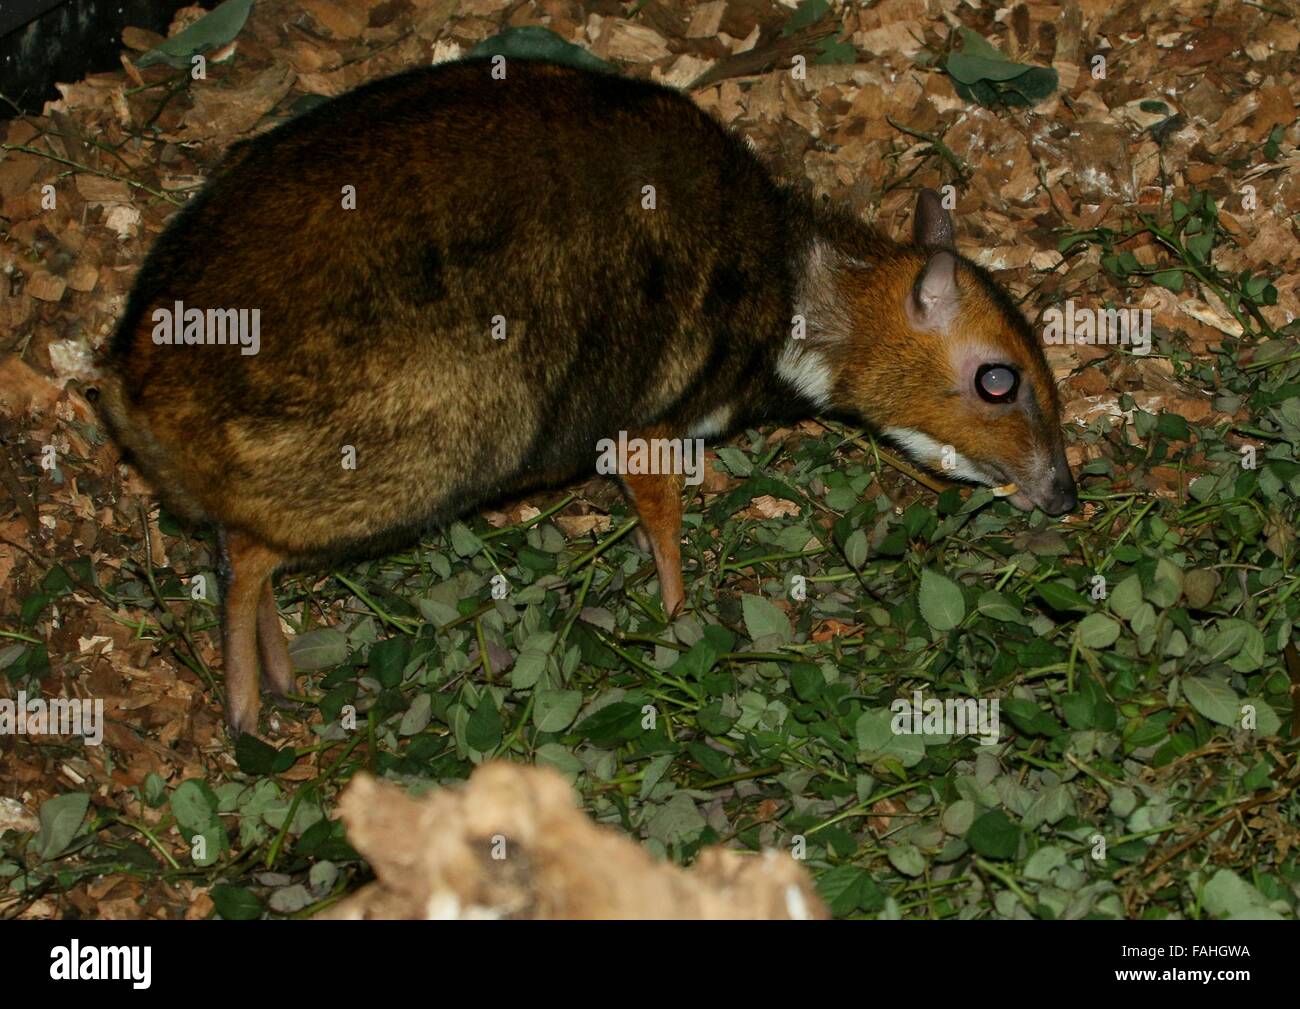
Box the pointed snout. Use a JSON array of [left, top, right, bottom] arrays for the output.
[[1029, 447, 1077, 516], [1006, 447, 1077, 516], [1040, 469, 1077, 515]]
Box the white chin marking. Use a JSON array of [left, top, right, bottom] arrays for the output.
[[688, 403, 734, 439], [882, 427, 994, 485], [776, 342, 833, 410]]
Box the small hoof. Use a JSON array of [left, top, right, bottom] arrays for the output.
[[264, 668, 299, 698], [226, 698, 260, 739]]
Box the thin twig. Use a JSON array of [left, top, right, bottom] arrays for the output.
[[886, 116, 973, 183], [818, 419, 950, 494], [0, 142, 183, 206]]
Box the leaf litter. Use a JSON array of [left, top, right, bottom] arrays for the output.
[[0, 0, 1297, 920]]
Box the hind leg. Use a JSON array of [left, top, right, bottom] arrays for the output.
[[218, 529, 283, 736], [257, 580, 296, 697], [621, 466, 686, 618]]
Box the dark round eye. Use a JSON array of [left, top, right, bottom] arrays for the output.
[[975, 363, 1019, 403]]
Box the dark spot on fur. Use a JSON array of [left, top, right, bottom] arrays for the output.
[[404, 242, 448, 304], [445, 216, 514, 268], [702, 258, 747, 315], [642, 254, 667, 303]]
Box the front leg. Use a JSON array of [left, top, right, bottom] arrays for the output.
[[217, 528, 284, 737], [619, 436, 687, 617]]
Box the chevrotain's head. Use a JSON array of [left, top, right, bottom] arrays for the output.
[[822, 189, 1076, 515]]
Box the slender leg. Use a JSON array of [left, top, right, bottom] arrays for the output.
[[257, 580, 296, 697], [622, 463, 686, 618], [218, 528, 283, 736], [631, 526, 654, 554]]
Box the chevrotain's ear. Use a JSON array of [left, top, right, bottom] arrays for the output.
[[913, 189, 956, 250], [906, 251, 959, 332]]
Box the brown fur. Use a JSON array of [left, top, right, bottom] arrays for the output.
[[830, 251, 1065, 482], [100, 60, 1073, 735], [620, 425, 687, 618]]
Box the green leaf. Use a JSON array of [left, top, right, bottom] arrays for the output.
[[368, 636, 411, 688], [142, 773, 167, 807], [815, 34, 857, 65], [697, 700, 738, 734], [977, 591, 1020, 622], [918, 570, 965, 631], [645, 793, 706, 846], [448, 522, 483, 558], [34, 793, 90, 860], [742, 594, 794, 643], [1130, 602, 1157, 637], [1187, 232, 1214, 263], [887, 843, 927, 877], [41, 565, 74, 596], [790, 663, 823, 702], [1077, 612, 1121, 649], [1035, 581, 1090, 613], [170, 780, 220, 835], [967, 810, 1020, 859], [466, 693, 503, 752], [575, 701, 645, 747], [1024, 845, 1067, 881], [470, 26, 612, 72], [511, 630, 557, 689], [816, 864, 881, 916], [234, 734, 282, 775], [516, 546, 557, 573], [948, 52, 1029, 85], [288, 628, 349, 671], [1152, 269, 1185, 292], [1241, 761, 1274, 791], [137, 0, 252, 68], [953, 26, 1010, 62], [941, 800, 977, 835], [1241, 698, 1281, 738], [687, 740, 730, 778], [1061, 691, 1096, 730], [714, 446, 753, 477], [843, 529, 868, 570], [1227, 624, 1265, 673], [782, 0, 831, 35], [1181, 677, 1240, 727], [1201, 869, 1278, 920], [399, 693, 432, 736], [1002, 697, 1062, 738], [671, 632, 726, 681], [1109, 574, 1144, 620], [534, 742, 583, 778], [295, 818, 358, 862], [1203, 619, 1251, 662], [1147, 557, 1185, 607], [944, 29, 1057, 107], [533, 689, 582, 733], [210, 883, 263, 920], [318, 682, 356, 724], [1001, 66, 1057, 104]]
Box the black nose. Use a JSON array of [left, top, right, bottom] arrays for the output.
[[1043, 473, 1077, 515]]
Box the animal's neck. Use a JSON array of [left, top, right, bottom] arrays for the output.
[[773, 205, 906, 415]]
